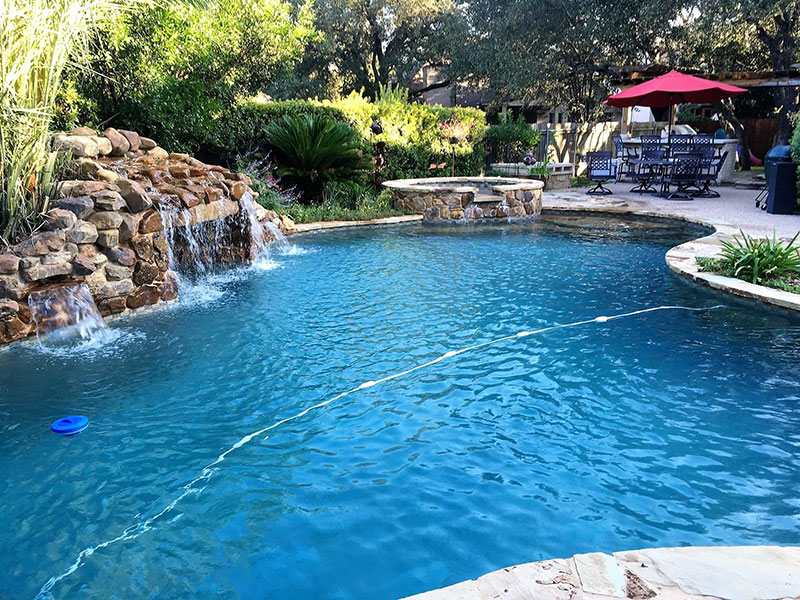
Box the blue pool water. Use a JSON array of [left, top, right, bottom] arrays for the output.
[[2, 215, 800, 599]]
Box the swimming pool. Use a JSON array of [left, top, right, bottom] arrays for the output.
[[2, 215, 799, 599]]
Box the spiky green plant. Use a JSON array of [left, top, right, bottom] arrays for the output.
[[263, 114, 371, 204], [716, 230, 800, 285], [0, 0, 117, 243]]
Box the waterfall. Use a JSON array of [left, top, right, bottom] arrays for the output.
[[28, 283, 107, 342], [237, 191, 277, 265]]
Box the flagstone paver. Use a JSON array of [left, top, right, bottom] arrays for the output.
[[402, 546, 800, 600]]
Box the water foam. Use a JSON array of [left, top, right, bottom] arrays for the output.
[[34, 303, 726, 598]]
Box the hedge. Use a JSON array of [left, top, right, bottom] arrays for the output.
[[212, 90, 487, 179], [791, 117, 800, 198]]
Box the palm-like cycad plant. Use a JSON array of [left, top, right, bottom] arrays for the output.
[[263, 114, 371, 203]]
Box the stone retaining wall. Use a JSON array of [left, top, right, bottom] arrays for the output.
[[0, 127, 294, 344], [383, 177, 544, 222]]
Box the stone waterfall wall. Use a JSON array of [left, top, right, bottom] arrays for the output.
[[0, 127, 294, 344]]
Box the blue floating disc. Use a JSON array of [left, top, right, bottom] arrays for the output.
[[51, 415, 89, 436]]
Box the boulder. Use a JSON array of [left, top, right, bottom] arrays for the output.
[[76, 157, 103, 177], [59, 180, 112, 198], [158, 270, 179, 301], [66, 221, 99, 244], [126, 284, 160, 309], [89, 211, 123, 230], [139, 210, 163, 234], [118, 213, 139, 242], [90, 136, 113, 156], [96, 229, 119, 249], [96, 168, 120, 182], [139, 137, 157, 151], [98, 278, 135, 300], [131, 236, 154, 261], [106, 246, 136, 267], [230, 181, 248, 201], [205, 187, 224, 203], [0, 254, 19, 275], [97, 296, 127, 316], [117, 179, 153, 213], [69, 126, 96, 136], [51, 195, 94, 220], [72, 254, 96, 276], [168, 165, 190, 179], [42, 208, 77, 231], [53, 134, 99, 158], [119, 130, 141, 152], [92, 190, 126, 211], [13, 231, 65, 257], [0, 273, 29, 300], [104, 263, 133, 281], [0, 299, 19, 317], [133, 261, 159, 286], [0, 315, 31, 344], [148, 147, 169, 159], [42, 250, 76, 265], [22, 261, 72, 282], [103, 128, 131, 156]]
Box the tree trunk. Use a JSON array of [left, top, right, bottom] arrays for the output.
[[773, 85, 798, 145], [717, 99, 751, 170]]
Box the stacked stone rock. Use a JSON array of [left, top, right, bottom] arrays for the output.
[[0, 127, 294, 344], [383, 177, 543, 222]]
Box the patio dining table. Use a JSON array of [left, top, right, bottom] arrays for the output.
[[622, 137, 738, 182]]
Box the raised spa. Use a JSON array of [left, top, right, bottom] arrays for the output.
[[382, 176, 543, 221]]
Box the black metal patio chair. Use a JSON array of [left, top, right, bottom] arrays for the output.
[[662, 152, 702, 201], [695, 150, 728, 198], [629, 148, 666, 194], [586, 151, 615, 195], [669, 134, 694, 155], [612, 135, 638, 181], [640, 135, 662, 153]]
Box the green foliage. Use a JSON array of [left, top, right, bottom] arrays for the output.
[[698, 230, 800, 285], [59, 0, 317, 152], [285, 184, 405, 223], [1, 0, 116, 242], [528, 162, 553, 177], [263, 114, 372, 203], [791, 115, 800, 197], [485, 116, 541, 163], [222, 90, 487, 181]]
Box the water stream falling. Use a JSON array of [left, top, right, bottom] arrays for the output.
[[27, 284, 108, 344], [34, 303, 727, 599]]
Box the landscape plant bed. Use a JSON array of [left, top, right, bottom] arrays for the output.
[[696, 257, 800, 295]]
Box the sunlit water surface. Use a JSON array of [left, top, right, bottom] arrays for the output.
[[2, 215, 800, 600]]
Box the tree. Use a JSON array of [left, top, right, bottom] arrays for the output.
[[60, 0, 317, 151], [275, 0, 464, 99], [677, 0, 799, 144], [449, 0, 682, 121]]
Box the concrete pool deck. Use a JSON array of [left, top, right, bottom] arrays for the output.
[[402, 546, 800, 600], [543, 183, 800, 312]]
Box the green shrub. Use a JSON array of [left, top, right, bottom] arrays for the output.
[[790, 115, 800, 198], [59, 0, 317, 152], [285, 185, 403, 223], [220, 89, 487, 181], [485, 115, 541, 163], [263, 114, 371, 203], [698, 230, 800, 285]]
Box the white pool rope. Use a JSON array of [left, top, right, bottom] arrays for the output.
[[34, 303, 726, 599]]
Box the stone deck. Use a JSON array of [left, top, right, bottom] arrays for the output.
[[403, 546, 800, 600]]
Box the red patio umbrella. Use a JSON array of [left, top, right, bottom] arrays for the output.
[[605, 70, 747, 144]]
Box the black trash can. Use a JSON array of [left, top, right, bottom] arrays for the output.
[[765, 145, 797, 214]]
